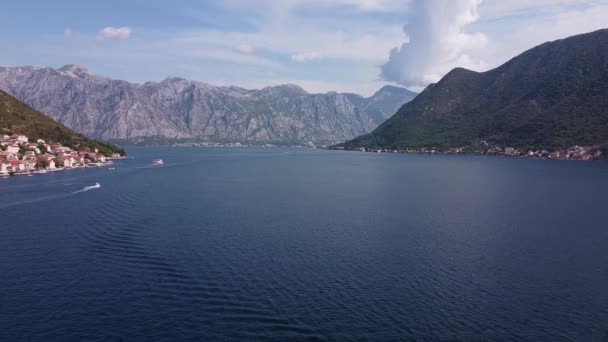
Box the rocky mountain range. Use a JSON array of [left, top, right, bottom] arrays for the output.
[[0, 65, 416, 145], [343, 29, 608, 152]]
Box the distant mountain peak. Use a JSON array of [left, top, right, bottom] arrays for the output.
[[158, 76, 216, 90], [58, 64, 98, 79], [372, 85, 418, 98], [266, 84, 307, 92], [258, 84, 309, 96], [377, 85, 404, 92], [58, 64, 89, 71], [280, 84, 307, 92], [162, 76, 187, 82]]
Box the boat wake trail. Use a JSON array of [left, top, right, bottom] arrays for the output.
[[73, 183, 101, 194], [1, 183, 103, 210]]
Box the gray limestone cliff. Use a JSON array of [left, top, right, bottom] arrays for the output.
[[0, 65, 416, 144]]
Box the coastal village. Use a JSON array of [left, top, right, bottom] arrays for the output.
[[337, 142, 605, 161], [0, 134, 121, 177]]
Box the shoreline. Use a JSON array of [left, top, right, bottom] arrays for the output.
[[328, 148, 606, 162], [329, 143, 606, 162], [334, 149, 608, 162], [1, 133, 127, 179], [0, 157, 125, 178]]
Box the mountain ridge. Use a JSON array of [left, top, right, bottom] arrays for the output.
[[342, 29, 608, 152], [0, 64, 417, 145]]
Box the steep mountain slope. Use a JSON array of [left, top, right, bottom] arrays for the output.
[[0, 65, 415, 145], [360, 85, 418, 125], [343, 29, 608, 151], [0, 89, 124, 156]]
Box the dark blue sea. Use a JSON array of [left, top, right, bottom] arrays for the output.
[[1, 148, 607, 341]]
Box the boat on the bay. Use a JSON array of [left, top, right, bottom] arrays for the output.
[[152, 159, 164, 166]]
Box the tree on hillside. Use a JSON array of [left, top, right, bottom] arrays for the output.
[[37, 143, 48, 154], [35, 160, 49, 170]]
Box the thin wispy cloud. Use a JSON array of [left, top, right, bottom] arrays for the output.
[[236, 44, 255, 54], [96, 26, 132, 41], [291, 52, 323, 62]]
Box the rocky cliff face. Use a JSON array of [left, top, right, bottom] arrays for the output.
[[0, 65, 415, 144]]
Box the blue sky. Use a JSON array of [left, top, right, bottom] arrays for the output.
[[1, 0, 607, 95]]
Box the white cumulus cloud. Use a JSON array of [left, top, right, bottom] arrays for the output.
[[96, 26, 132, 41], [291, 51, 323, 62], [381, 0, 488, 89]]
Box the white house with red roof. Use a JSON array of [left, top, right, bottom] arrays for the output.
[[6, 144, 19, 154], [23, 160, 36, 171], [57, 156, 73, 168], [72, 155, 84, 165], [26, 143, 40, 153], [10, 134, 28, 143], [0, 151, 17, 161], [0, 161, 9, 175], [8, 160, 25, 172]]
